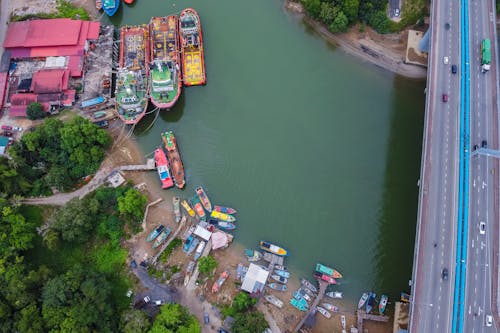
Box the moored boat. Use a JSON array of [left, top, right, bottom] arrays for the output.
[[268, 283, 287, 291], [161, 131, 185, 188], [186, 237, 200, 255], [183, 235, 194, 252], [271, 274, 287, 284], [212, 270, 229, 293], [181, 200, 195, 217], [275, 264, 287, 271], [196, 186, 212, 212], [295, 288, 311, 302], [217, 221, 236, 231], [244, 249, 262, 262], [149, 16, 182, 109], [365, 292, 376, 313], [400, 292, 410, 303], [210, 210, 236, 222], [123, 0, 134, 4], [264, 295, 283, 308], [173, 196, 181, 223], [190, 196, 206, 219], [96, 0, 103, 10], [179, 8, 206, 86], [322, 303, 339, 312], [146, 225, 165, 242], [379, 294, 388, 314], [213, 205, 237, 215], [259, 240, 288, 256], [274, 269, 290, 279], [358, 292, 369, 309], [155, 148, 174, 189], [116, 25, 149, 124], [290, 298, 308, 311], [193, 240, 206, 260], [152, 227, 172, 249], [301, 278, 318, 293], [316, 306, 331, 319], [315, 263, 343, 279], [314, 272, 337, 284], [102, 0, 119, 16], [326, 291, 343, 299]]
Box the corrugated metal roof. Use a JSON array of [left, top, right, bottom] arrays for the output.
[[4, 19, 82, 48], [241, 264, 269, 294], [30, 69, 69, 93]]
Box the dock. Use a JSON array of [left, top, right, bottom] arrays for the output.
[[356, 310, 389, 332], [262, 252, 284, 266], [293, 280, 329, 332], [118, 158, 155, 171]]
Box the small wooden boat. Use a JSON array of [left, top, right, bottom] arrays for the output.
[[217, 221, 236, 231], [322, 303, 339, 312], [212, 270, 230, 293], [271, 274, 288, 284], [146, 225, 165, 242], [274, 264, 287, 271], [96, 0, 102, 10], [244, 249, 263, 262], [268, 283, 287, 291], [173, 196, 181, 223], [293, 290, 307, 302], [294, 289, 311, 302], [290, 298, 308, 311], [316, 263, 343, 279], [186, 237, 200, 256], [274, 269, 290, 279], [264, 294, 283, 308], [181, 200, 195, 217], [379, 294, 388, 314], [93, 111, 107, 119], [316, 306, 331, 319], [314, 272, 337, 284], [214, 205, 237, 215], [358, 292, 369, 309], [341, 315, 346, 329], [195, 186, 212, 212], [259, 240, 288, 256], [193, 240, 206, 260], [300, 278, 318, 293], [326, 291, 343, 299], [152, 227, 171, 248], [365, 292, 376, 314], [400, 292, 410, 303], [123, 0, 134, 4], [190, 196, 206, 219], [301, 286, 316, 298], [210, 210, 236, 222]]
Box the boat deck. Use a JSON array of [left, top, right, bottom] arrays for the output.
[[121, 26, 149, 71], [182, 48, 204, 85]]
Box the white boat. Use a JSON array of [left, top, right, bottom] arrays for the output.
[[173, 196, 181, 223], [300, 278, 318, 293], [358, 292, 369, 309], [264, 294, 283, 308], [271, 274, 288, 284], [341, 315, 346, 329], [326, 291, 343, 299], [316, 306, 331, 319], [322, 303, 339, 312], [193, 240, 206, 260]]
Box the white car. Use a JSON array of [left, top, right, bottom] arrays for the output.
[[479, 221, 486, 235], [486, 314, 493, 327], [395, 8, 400, 17], [443, 56, 449, 64]]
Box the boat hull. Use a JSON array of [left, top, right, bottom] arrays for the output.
[[147, 225, 165, 242], [179, 8, 206, 86], [103, 0, 119, 16], [210, 210, 236, 222], [259, 240, 288, 256], [155, 148, 174, 189], [181, 200, 195, 217], [196, 186, 212, 212], [162, 131, 186, 188], [214, 205, 237, 215]]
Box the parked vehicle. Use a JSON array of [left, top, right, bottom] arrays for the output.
[[481, 39, 491, 72]]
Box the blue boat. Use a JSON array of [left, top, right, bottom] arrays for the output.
[[274, 269, 290, 279], [365, 292, 376, 313], [102, 0, 119, 16], [146, 225, 165, 242], [183, 235, 194, 252], [186, 238, 200, 256], [290, 298, 308, 311]]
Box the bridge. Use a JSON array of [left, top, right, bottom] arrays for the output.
[[409, 0, 500, 331]]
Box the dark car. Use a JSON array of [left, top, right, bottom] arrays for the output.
[[451, 64, 457, 74], [473, 144, 478, 151], [442, 268, 448, 280], [218, 329, 229, 333], [204, 313, 210, 325], [482, 140, 487, 148], [442, 94, 449, 102]]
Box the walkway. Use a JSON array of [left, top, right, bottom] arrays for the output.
[[293, 280, 328, 332]]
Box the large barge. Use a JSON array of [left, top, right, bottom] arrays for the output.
[[161, 131, 185, 188], [179, 8, 206, 86]]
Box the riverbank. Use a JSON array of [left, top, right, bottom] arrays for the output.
[[283, 0, 427, 79]]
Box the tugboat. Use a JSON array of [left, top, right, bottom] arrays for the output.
[[154, 148, 174, 189], [161, 131, 185, 188], [179, 8, 206, 86]]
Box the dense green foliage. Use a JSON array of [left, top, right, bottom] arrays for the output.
[[11, 0, 90, 21], [232, 311, 269, 333], [149, 303, 200, 333], [221, 292, 257, 318], [159, 238, 182, 263], [26, 102, 46, 120], [198, 255, 218, 275], [121, 309, 151, 333], [118, 188, 148, 229], [300, 0, 428, 33], [6, 117, 111, 196]]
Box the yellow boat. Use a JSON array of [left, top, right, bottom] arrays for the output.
[[179, 8, 206, 86], [181, 199, 195, 217], [210, 210, 236, 222]]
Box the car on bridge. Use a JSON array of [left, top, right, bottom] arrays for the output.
[[443, 56, 449, 64], [479, 221, 486, 235], [441, 268, 448, 280], [442, 94, 449, 102], [451, 64, 457, 74], [486, 314, 493, 327]]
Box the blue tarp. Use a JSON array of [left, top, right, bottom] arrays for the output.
[[81, 95, 104, 108]]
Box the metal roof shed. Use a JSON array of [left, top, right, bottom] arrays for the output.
[[241, 263, 269, 294], [194, 225, 212, 241]]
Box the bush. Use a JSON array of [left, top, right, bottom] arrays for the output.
[[159, 238, 182, 263], [27, 102, 46, 120], [198, 256, 217, 275]]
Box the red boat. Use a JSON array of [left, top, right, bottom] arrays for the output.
[[123, 0, 134, 4], [314, 272, 337, 285], [155, 148, 174, 189]]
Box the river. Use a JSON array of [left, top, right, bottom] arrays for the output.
[[107, 0, 426, 303]]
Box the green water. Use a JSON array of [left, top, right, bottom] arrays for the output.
[[108, 0, 425, 302]]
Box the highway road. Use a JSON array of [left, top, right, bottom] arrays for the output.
[[409, 0, 461, 330], [463, 0, 499, 330]]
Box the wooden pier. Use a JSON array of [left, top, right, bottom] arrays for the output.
[[293, 280, 329, 332], [356, 310, 389, 332], [118, 158, 155, 171]]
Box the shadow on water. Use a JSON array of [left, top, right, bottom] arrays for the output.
[[158, 92, 186, 123], [374, 76, 426, 299]]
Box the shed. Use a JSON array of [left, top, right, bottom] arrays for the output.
[[107, 171, 125, 188], [241, 263, 269, 294], [194, 225, 212, 241]]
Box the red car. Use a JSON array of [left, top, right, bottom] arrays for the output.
[[442, 94, 448, 102]]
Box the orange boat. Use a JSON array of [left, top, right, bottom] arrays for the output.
[[161, 131, 185, 188], [179, 8, 206, 86], [212, 271, 229, 293]]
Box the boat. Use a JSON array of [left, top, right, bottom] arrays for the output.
[[115, 25, 149, 124], [123, 0, 134, 4], [295, 288, 311, 301], [186, 237, 200, 256], [96, 0, 102, 10], [326, 291, 343, 299], [161, 131, 185, 188], [301, 286, 316, 298], [212, 271, 229, 293], [274, 269, 290, 279], [179, 8, 206, 86], [195, 186, 212, 212], [270, 274, 288, 284], [379, 294, 388, 314], [365, 292, 376, 313], [183, 235, 194, 252], [102, 0, 119, 16], [300, 278, 318, 293], [357, 292, 369, 309], [173, 196, 181, 223], [264, 295, 283, 308], [315, 263, 343, 279], [181, 200, 195, 217], [275, 265, 287, 271], [210, 210, 236, 222], [290, 298, 308, 311], [341, 315, 346, 329], [316, 306, 331, 319], [152, 227, 172, 249], [314, 272, 337, 284], [146, 225, 165, 242], [217, 221, 236, 231], [190, 196, 206, 219], [213, 205, 237, 215], [293, 290, 307, 302], [259, 241, 288, 256], [268, 283, 287, 291], [193, 240, 206, 260], [155, 148, 174, 189], [244, 249, 263, 262], [93, 111, 107, 119], [322, 303, 339, 312]]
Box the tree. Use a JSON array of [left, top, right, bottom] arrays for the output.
[[369, 10, 390, 33], [120, 309, 151, 333], [149, 304, 200, 333], [319, 2, 338, 25], [117, 188, 147, 222], [330, 11, 349, 33], [198, 256, 217, 275], [232, 311, 269, 333], [301, 0, 321, 18], [232, 292, 256, 313], [50, 197, 99, 243], [26, 102, 45, 120], [342, 0, 360, 24]]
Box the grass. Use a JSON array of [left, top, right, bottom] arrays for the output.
[[10, 0, 89, 22]]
